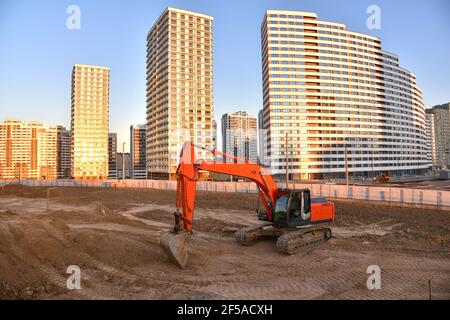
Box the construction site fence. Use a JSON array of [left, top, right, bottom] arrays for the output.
[[1, 179, 449, 208]]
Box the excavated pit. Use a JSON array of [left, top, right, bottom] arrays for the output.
[[0, 185, 449, 299]]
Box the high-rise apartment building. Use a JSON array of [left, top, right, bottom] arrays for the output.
[[260, 10, 427, 180], [212, 119, 217, 151], [425, 110, 436, 170], [221, 111, 258, 163], [0, 118, 57, 179], [108, 133, 117, 179], [71, 64, 110, 180], [146, 7, 214, 179], [116, 152, 131, 179], [57, 126, 71, 179], [258, 109, 268, 165], [426, 103, 450, 170], [130, 124, 147, 179]]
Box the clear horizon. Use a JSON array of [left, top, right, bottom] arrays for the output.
[[1, 0, 449, 152]]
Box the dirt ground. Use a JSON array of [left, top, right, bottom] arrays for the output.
[[0, 185, 449, 300]]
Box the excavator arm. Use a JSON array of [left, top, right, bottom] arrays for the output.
[[161, 141, 279, 268]]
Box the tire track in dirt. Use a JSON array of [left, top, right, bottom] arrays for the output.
[[122, 203, 258, 227]]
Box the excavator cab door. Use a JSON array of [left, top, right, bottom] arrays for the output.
[[286, 190, 311, 227]]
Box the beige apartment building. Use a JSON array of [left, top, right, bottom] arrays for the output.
[[426, 103, 450, 170], [221, 111, 258, 163], [71, 64, 110, 180], [146, 7, 214, 179], [260, 10, 427, 180], [0, 118, 57, 179]]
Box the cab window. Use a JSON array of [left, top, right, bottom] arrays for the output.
[[288, 193, 301, 216], [304, 191, 311, 213], [275, 194, 289, 213]]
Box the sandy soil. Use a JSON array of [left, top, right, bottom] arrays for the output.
[[0, 185, 449, 300]]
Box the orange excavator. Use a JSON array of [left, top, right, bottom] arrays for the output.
[[160, 142, 335, 268]]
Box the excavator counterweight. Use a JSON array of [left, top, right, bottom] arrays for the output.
[[160, 142, 335, 268]]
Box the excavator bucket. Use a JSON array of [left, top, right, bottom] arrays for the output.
[[160, 231, 190, 269]]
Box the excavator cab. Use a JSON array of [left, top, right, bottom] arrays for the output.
[[270, 189, 312, 228]]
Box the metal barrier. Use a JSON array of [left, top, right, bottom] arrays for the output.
[[1, 179, 449, 207]]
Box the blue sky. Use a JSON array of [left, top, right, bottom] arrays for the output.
[[0, 0, 449, 151]]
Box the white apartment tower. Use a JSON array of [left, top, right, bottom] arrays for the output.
[[71, 64, 110, 180], [146, 7, 214, 179], [260, 10, 427, 180]]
